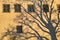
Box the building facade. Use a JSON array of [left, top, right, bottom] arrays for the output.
[[0, 0, 60, 40]]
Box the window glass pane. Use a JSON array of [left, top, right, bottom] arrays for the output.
[[3, 4, 10, 12], [43, 4, 49, 13], [14, 4, 21, 12], [16, 25, 23, 33], [28, 5, 35, 12], [57, 5, 60, 13]]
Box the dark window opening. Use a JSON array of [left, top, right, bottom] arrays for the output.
[[3, 4, 10, 12], [16, 25, 23, 33], [14, 4, 21, 12], [28, 5, 35, 12], [57, 5, 60, 13], [43, 4, 49, 13]]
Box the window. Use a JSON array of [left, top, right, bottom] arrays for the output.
[[14, 4, 21, 12], [43, 4, 49, 13], [16, 25, 23, 33], [57, 5, 60, 13], [28, 5, 35, 12], [3, 4, 10, 12]]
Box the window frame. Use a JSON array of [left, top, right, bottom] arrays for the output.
[[16, 25, 23, 33], [43, 4, 49, 13], [57, 4, 60, 13], [14, 4, 21, 12], [28, 4, 35, 12], [3, 4, 10, 12]]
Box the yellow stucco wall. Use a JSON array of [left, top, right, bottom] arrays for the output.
[[0, 0, 60, 40]]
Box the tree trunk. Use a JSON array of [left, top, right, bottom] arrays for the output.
[[50, 34, 57, 40], [50, 30, 57, 40]]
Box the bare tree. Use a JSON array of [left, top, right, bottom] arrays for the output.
[[14, 0, 60, 40], [1, 0, 60, 40], [0, 25, 47, 40]]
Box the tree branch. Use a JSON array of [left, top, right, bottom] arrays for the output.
[[26, 19, 50, 34], [49, 0, 54, 20], [18, 22, 42, 39], [55, 13, 60, 29]]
